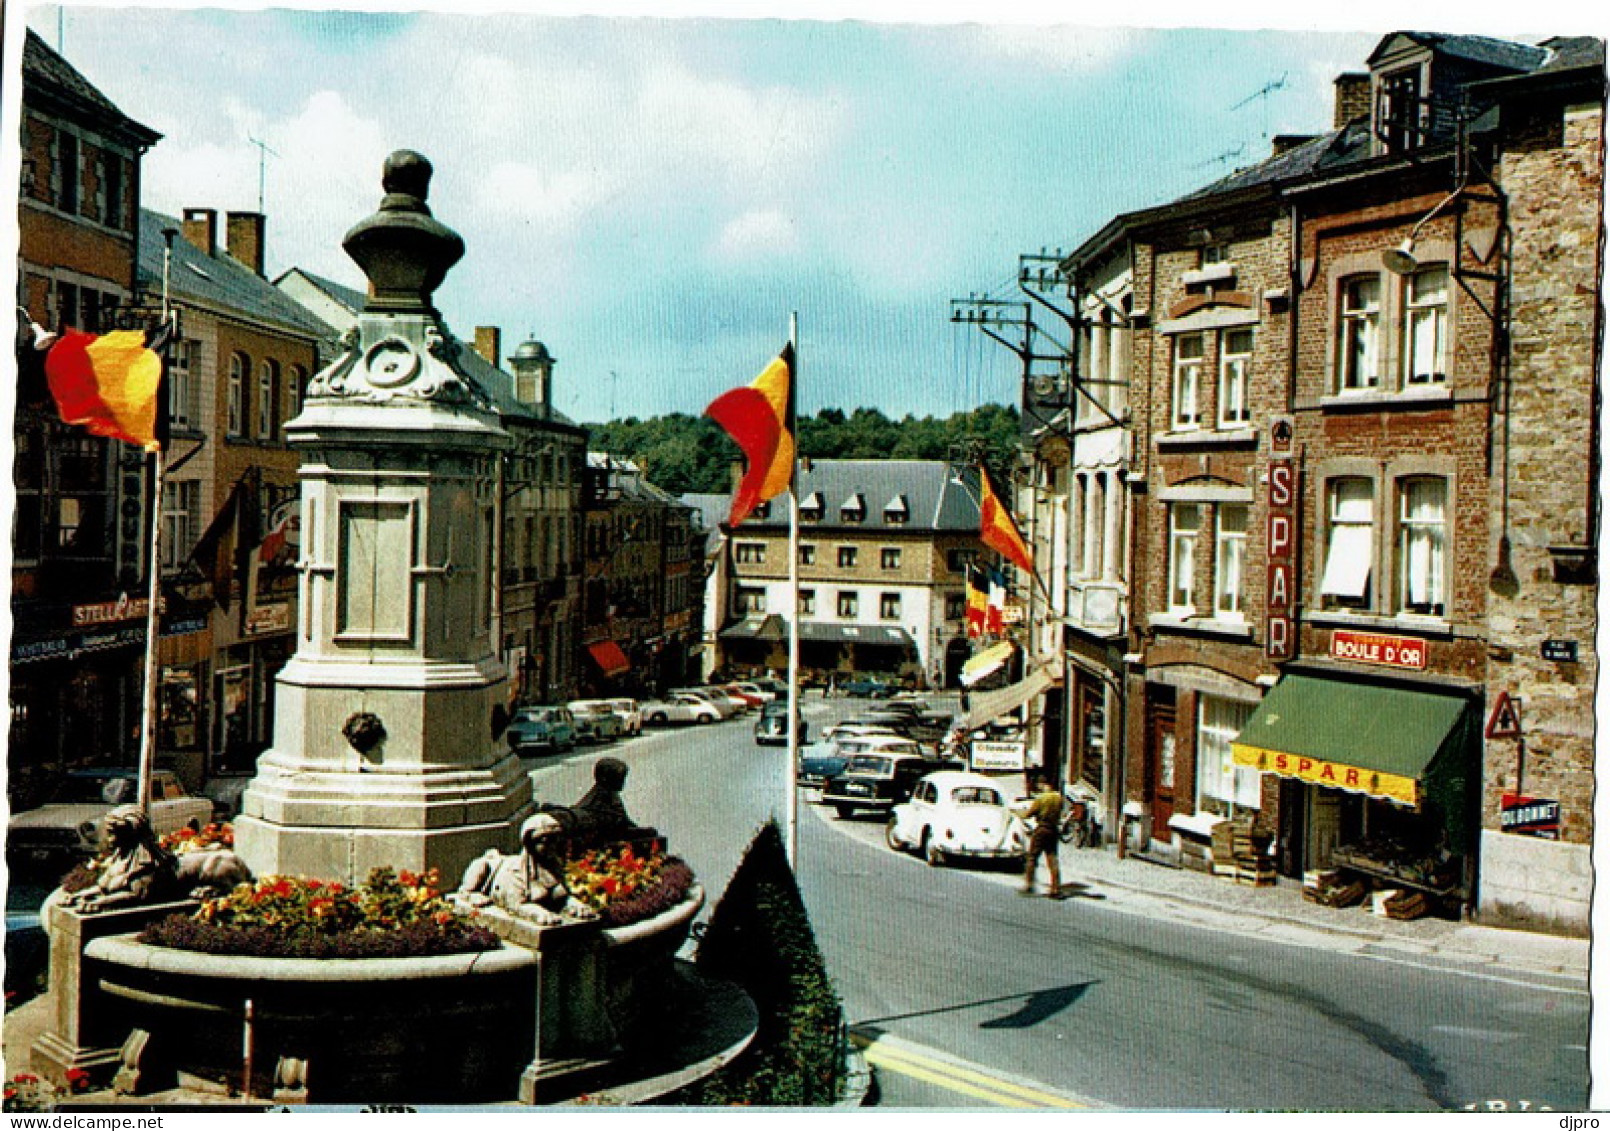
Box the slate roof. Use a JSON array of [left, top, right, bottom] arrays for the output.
[[23, 30, 160, 145], [728, 459, 981, 534], [1369, 32, 1547, 74], [140, 210, 330, 340], [275, 266, 368, 314]]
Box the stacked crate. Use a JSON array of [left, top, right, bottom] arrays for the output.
[[1211, 821, 1275, 886], [1303, 869, 1367, 907]]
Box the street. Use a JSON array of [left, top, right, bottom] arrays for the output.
[[535, 694, 1590, 1112]]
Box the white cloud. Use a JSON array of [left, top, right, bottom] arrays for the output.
[[472, 163, 619, 230], [971, 24, 1144, 71], [713, 208, 800, 263]]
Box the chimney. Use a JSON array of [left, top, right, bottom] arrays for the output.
[[1271, 134, 1316, 157], [225, 211, 266, 276], [181, 207, 217, 257], [473, 326, 502, 367], [1334, 72, 1371, 129]]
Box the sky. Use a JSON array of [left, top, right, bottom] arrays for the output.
[[6, 2, 1579, 426]]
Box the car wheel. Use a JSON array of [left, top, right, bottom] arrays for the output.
[[696, 714, 714, 724], [649, 712, 668, 726], [834, 804, 853, 820], [885, 819, 904, 852], [922, 830, 945, 868]]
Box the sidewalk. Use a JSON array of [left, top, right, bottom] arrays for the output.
[[1053, 839, 1589, 982]]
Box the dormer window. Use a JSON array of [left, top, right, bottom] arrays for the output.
[[800, 491, 823, 522], [1376, 64, 1425, 153], [883, 494, 909, 525], [840, 493, 865, 523]]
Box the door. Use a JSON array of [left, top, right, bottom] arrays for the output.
[[1150, 702, 1177, 840], [1305, 786, 1343, 870]]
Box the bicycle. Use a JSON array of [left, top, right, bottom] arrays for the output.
[[1059, 798, 1101, 848]]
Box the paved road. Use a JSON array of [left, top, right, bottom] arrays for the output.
[[542, 696, 1589, 1113]]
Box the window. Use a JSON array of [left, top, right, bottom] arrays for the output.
[[945, 592, 966, 620], [837, 546, 858, 569], [56, 130, 79, 214], [735, 586, 766, 614], [1214, 505, 1248, 619], [840, 494, 865, 523], [288, 365, 306, 420], [1196, 696, 1259, 813], [836, 591, 859, 618], [1321, 479, 1374, 609], [880, 593, 902, 620], [799, 543, 816, 566], [946, 548, 977, 574], [881, 547, 902, 570], [1218, 328, 1252, 427], [257, 360, 279, 440], [1338, 276, 1381, 391], [102, 154, 125, 229], [800, 589, 816, 616], [1377, 66, 1423, 153], [227, 353, 248, 437], [168, 339, 199, 430], [735, 542, 766, 564], [1399, 478, 1447, 617], [1403, 266, 1448, 385], [800, 493, 823, 522], [162, 480, 201, 570], [1172, 333, 1204, 428], [1201, 244, 1230, 266], [1167, 504, 1200, 613], [884, 495, 909, 525]]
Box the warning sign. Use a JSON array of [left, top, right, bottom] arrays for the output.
[[1485, 692, 1521, 739]]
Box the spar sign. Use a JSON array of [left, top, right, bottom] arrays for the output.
[[1265, 415, 1296, 661]]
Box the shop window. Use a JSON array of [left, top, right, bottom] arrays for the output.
[[1196, 695, 1258, 814], [735, 586, 765, 614], [838, 545, 858, 569], [880, 592, 902, 620], [735, 542, 766, 564], [1403, 266, 1449, 385], [1171, 332, 1204, 429], [881, 547, 901, 570], [1217, 328, 1252, 427], [1321, 478, 1374, 610], [1337, 276, 1381, 391], [1398, 478, 1447, 617], [1213, 504, 1248, 620], [228, 353, 249, 437], [1167, 503, 1201, 613], [837, 591, 859, 618]]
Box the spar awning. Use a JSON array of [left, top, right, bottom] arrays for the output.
[[1231, 673, 1472, 809], [956, 662, 1058, 734], [587, 640, 631, 677], [959, 640, 1014, 687]]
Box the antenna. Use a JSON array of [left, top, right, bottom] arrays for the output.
[[1230, 72, 1289, 145], [247, 136, 280, 214]]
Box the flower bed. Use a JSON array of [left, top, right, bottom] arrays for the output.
[[564, 843, 695, 928], [159, 822, 234, 854], [138, 867, 500, 959]]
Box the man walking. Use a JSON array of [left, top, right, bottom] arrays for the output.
[[1020, 775, 1066, 899]]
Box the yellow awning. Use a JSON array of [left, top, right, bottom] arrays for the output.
[[959, 640, 1014, 687]]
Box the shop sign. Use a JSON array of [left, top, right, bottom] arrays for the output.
[[1233, 744, 1419, 807], [1265, 422, 1297, 662], [245, 602, 292, 636], [72, 594, 165, 627], [971, 739, 1027, 771], [1500, 794, 1560, 838], [160, 615, 209, 638], [1329, 629, 1426, 670], [1541, 639, 1578, 663]]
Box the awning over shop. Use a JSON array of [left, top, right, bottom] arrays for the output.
[[718, 615, 785, 641], [587, 640, 632, 677], [1231, 673, 1471, 808], [959, 640, 1014, 687], [798, 622, 913, 648], [956, 662, 1057, 734]]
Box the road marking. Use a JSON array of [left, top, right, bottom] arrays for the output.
[[849, 1031, 1092, 1109], [1358, 949, 1590, 997]]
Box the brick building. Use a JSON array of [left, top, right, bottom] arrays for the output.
[[10, 31, 161, 807]]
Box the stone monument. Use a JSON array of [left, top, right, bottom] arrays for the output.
[[234, 150, 534, 883]]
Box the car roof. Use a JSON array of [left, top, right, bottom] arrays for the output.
[[918, 770, 1013, 792]]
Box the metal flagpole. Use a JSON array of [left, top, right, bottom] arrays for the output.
[[136, 231, 177, 813], [785, 312, 801, 869]]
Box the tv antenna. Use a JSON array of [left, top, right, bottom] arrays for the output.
[[247, 136, 280, 214]]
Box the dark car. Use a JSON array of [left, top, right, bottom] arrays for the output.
[[839, 677, 895, 699], [506, 705, 578, 754], [822, 750, 963, 820], [754, 700, 808, 746]]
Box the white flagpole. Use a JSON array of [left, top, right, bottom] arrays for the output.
[[137, 231, 177, 814], [785, 312, 801, 870]]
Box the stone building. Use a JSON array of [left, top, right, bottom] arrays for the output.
[[10, 31, 161, 807]]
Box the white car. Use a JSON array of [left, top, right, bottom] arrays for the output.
[[640, 693, 721, 726], [568, 700, 626, 741], [821, 721, 902, 744], [7, 769, 215, 868], [672, 687, 743, 718], [886, 770, 1028, 868], [605, 697, 643, 736]]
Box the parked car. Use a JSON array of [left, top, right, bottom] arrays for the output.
[[605, 698, 643, 736], [568, 700, 625, 742], [720, 684, 766, 709], [733, 681, 777, 704], [886, 770, 1029, 867], [822, 748, 962, 820], [803, 733, 924, 788], [506, 705, 578, 754], [754, 700, 808, 746], [640, 694, 721, 726], [748, 678, 789, 700], [7, 769, 214, 868], [839, 677, 895, 699], [671, 687, 741, 718]]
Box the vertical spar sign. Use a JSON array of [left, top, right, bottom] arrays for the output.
[[1265, 415, 1296, 661]]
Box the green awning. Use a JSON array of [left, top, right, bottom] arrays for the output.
[[1232, 673, 1471, 809]]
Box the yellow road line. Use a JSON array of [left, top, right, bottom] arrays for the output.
[[851, 1033, 1084, 1109]]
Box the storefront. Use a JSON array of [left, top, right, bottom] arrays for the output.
[[1231, 671, 1478, 902]]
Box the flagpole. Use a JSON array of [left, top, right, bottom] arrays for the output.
[[785, 312, 801, 870], [137, 232, 177, 814]]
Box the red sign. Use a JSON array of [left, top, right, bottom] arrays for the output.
[[1329, 629, 1427, 670], [1265, 432, 1298, 662], [1500, 793, 1559, 838]]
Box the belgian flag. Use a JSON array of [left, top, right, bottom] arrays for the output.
[[42, 320, 171, 451], [705, 343, 796, 527]]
